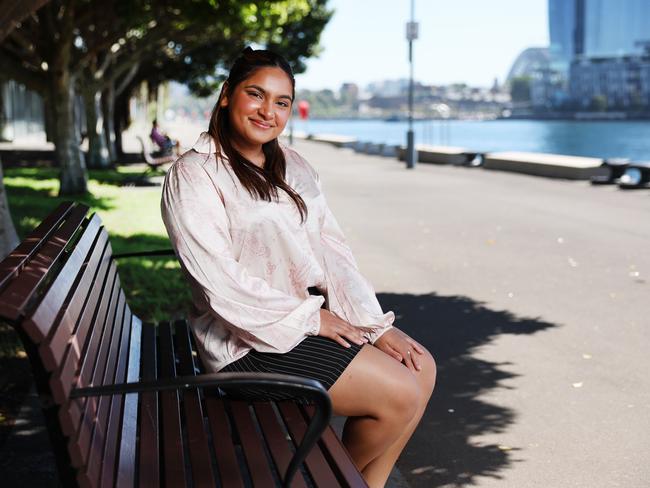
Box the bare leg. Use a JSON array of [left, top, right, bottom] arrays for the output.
[[360, 349, 436, 487], [328, 345, 435, 486]]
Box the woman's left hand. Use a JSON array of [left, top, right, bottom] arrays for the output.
[[373, 328, 425, 372]]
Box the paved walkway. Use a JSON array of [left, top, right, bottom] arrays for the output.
[[291, 139, 649, 487]]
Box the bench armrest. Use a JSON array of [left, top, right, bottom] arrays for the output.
[[112, 249, 176, 259], [71, 372, 332, 488]]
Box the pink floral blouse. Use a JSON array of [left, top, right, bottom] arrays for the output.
[[161, 132, 394, 372]]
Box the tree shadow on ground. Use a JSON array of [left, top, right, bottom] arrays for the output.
[[377, 292, 556, 487], [0, 324, 33, 448]]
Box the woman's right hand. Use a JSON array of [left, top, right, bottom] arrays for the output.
[[318, 309, 372, 348]]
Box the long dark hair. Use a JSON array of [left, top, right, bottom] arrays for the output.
[[208, 47, 307, 223]]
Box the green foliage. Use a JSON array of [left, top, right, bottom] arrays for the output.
[[120, 0, 333, 98], [510, 76, 531, 103], [295, 87, 361, 117]]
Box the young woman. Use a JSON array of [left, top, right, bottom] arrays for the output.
[[161, 47, 436, 488]]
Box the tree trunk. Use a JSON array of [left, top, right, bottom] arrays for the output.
[[102, 84, 117, 162], [0, 162, 19, 260], [53, 72, 87, 195], [49, 8, 87, 196], [44, 98, 56, 143], [113, 89, 128, 158], [82, 83, 110, 168], [47, 0, 87, 195], [0, 85, 7, 142]]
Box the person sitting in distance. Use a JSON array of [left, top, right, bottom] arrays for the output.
[[150, 119, 180, 156]]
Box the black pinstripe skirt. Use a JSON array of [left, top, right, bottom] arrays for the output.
[[220, 290, 363, 401], [221, 336, 362, 398]]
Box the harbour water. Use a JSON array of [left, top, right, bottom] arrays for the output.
[[291, 119, 650, 161]]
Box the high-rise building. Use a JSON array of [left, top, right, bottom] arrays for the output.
[[543, 0, 650, 110], [548, 0, 576, 71], [583, 0, 650, 58], [552, 0, 650, 61]]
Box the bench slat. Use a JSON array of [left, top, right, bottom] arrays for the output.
[[50, 255, 119, 404], [116, 313, 141, 488], [278, 402, 340, 487], [303, 407, 368, 488], [158, 321, 188, 488], [97, 301, 133, 488], [205, 397, 245, 488], [25, 214, 102, 347], [137, 322, 160, 487], [68, 274, 122, 467], [52, 258, 116, 405], [0, 204, 89, 324], [230, 400, 277, 487], [317, 427, 368, 488], [58, 260, 116, 435], [253, 402, 309, 488], [0, 201, 74, 292], [173, 320, 217, 488], [77, 291, 127, 486], [39, 227, 109, 371]]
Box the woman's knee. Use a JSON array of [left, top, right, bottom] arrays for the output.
[[331, 348, 415, 415], [416, 348, 437, 398], [393, 374, 424, 422], [380, 370, 421, 423]]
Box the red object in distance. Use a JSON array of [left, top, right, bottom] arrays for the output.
[[297, 100, 310, 120]]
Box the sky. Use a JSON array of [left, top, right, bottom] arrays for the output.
[[295, 0, 549, 91]]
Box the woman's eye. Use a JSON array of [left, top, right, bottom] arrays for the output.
[[277, 101, 289, 108], [248, 91, 262, 99]]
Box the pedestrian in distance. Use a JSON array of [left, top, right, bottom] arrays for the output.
[[161, 47, 436, 488], [150, 118, 180, 156]]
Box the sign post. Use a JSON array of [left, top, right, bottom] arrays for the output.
[[405, 1, 418, 169]]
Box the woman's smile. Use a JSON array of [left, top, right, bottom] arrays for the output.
[[249, 118, 273, 129]]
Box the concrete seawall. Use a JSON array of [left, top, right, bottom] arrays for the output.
[[297, 133, 606, 180], [483, 151, 603, 180]]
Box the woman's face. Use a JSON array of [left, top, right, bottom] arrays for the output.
[[221, 66, 293, 150]]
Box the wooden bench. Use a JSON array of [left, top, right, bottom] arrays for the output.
[[136, 135, 176, 174], [0, 202, 368, 488]]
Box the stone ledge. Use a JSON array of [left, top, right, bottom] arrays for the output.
[[483, 151, 603, 179]]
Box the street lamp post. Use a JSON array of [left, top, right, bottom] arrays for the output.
[[405, 0, 418, 169]]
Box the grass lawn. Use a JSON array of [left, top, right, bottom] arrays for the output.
[[1, 164, 193, 445], [4, 165, 192, 322]]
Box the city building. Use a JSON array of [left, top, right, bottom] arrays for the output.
[[548, 0, 577, 71], [517, 0, 650, 112], [582, 0, 650, 58], [569, 51, 650, 109], [567, 0, 650, 111]]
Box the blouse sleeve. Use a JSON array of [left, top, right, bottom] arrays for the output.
[[315, 172, 395, 344], [161, 157, 324, 354]]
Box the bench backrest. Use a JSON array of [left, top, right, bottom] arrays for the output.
[[0, 202, 141, 487]]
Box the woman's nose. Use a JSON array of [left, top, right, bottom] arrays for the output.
[[259, 101, 273, 119]]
